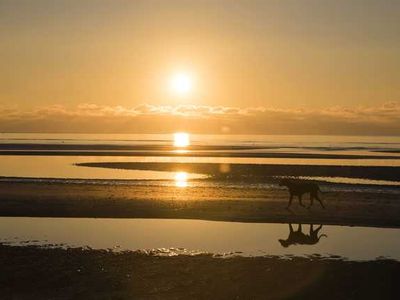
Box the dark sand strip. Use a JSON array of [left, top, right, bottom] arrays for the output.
[[1, 182, 400, 228], [78, 161, 400, 182], [0, 244, 399, 299]]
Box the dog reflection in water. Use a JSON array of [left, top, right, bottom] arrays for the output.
[[279, 224, 327, 248]]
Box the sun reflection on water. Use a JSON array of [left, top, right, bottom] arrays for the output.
[[174, 171, 188, 187], [173, 149, 189, 154]]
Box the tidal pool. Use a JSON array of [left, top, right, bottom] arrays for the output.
[[0, 217, 399, 261]]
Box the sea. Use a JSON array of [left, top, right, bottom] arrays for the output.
[[0, 133, 399, 191]]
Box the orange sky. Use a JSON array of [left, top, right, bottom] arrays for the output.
[[0, 0, 399, 134]]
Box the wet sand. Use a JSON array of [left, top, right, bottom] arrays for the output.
[[0, 244, 399, 299], [78, 161, 400, 181], [1, 181, 400, 227]]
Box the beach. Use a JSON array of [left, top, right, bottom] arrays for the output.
[[1, 244, 399, 299], [2, 179, 400, 299], [1, 134, 400, 299]]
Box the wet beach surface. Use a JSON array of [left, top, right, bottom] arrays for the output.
[[1, 244, 399, 299], [1, 181, 400, 228]]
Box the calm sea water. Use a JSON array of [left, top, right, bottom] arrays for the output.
[[0, 133, 399, 189], [1, 133, 399, 148]]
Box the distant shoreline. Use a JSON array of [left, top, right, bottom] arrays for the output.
[[1, 150, 400, 160]]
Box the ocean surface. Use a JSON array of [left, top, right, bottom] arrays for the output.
[[0, 133, 399, 192]]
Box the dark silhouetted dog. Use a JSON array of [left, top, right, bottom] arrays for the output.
[[279, 178, 324, 208]]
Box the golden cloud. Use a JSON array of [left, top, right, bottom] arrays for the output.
[[0, 102, 399, 135]]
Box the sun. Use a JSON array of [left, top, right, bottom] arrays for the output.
[[173, 132, 190, 147], [170, 72, 193, 96]]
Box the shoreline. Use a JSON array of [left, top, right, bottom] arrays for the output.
[[0, 150, 399, 160]]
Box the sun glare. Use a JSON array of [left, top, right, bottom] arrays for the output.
[[175, 171, 188, 188], [170, 72, 193, 96], [173, 132, 190, 147]]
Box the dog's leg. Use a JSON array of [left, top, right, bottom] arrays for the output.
[[298, 194, 305, 207], [309, 224, 314, 235], [316, 195, 325, 209], [319, 199, 325, 209], [298, 224, 302, 232], [286, 194, 293, 208], [308, 194, 314, 209]]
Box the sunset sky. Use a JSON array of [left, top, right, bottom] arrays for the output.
[[1, 0, 399, 135]]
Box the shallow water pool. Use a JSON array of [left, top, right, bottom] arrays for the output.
[[0, 217, 399, 261]]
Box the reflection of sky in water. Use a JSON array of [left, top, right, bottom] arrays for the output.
[[0, 156, 206, 181], [1, 217, 400, 261], [0, 134, 399, 185], [1, 155, 400, 180], [0, 155, 399, 188]]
